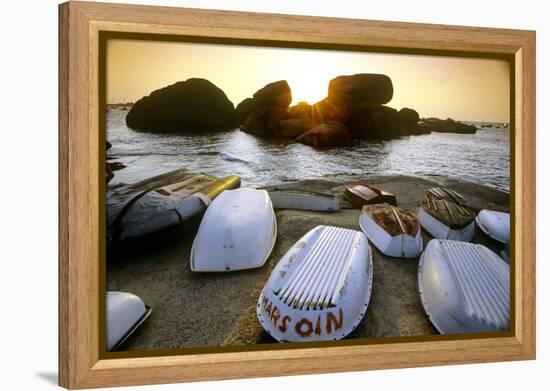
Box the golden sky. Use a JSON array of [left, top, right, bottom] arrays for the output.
[[107, 39, 510, 122]]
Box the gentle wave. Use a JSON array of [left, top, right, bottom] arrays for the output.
[[218, 152, 252, 164], [107, 109, 509, 191]]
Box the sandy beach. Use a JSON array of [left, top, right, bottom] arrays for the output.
[[106, 175, 509, 350]]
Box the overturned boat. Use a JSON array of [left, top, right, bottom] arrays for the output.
[[344, 184, 397, 207], [107, 169, 240, 242], [427, 186, 466, 206], [106, 291, 152, 351], [191, 188, 277, 272], [359, 203, 422, 258], [268, 190, 339, 212], [476, 209, 510, 244], [418, 240, 510, 334], [418, 198, 475, 242], [257, 225, 373, 342]]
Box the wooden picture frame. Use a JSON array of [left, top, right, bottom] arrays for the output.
[[58, 1, 536, 388]]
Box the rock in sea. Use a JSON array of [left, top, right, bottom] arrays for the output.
[[280, 118, 311, 138], [296, 121, 352, 148], [328, 73, 394, 105], [286, 101, 313, 120], [239, 80, 292, 136], [417, 117, 477, 134], [252, 80, 292, 109], [235, 97, 255, 124], [311, 93, 355, 125], [125, 78, 237, 133]]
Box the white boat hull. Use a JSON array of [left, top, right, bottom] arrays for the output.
[[191, 188, 277, 272], [106, 291, 151, 351], [107, 171, 240, 241], [359, 210, 422, 258], [418, 240, 510, 334], [418, 207, 475, 242], [257, 225, 373, 342], [476, 209, 510, 244], [268, 190, 339, 212]]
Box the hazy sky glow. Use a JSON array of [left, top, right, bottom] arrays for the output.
[[107, 39, 510, 122]]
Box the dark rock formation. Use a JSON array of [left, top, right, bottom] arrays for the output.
[[106, 140, 112, 150], [125, 78, 237, 133], [280, 118, 311, 138], [267, 108, 288, 131], [311, 94, 355, 125], [109, 161, 126, 171], [252, 80, 292, 108], [240, 80, 292, 136], [398, 108, 420, 127], [296, 121, 352, 148], [397, 108, 426, 135], [106, 164, 114, 184], [352, 103, 400, 139], [241, 107, 288, 137], [306, 74, 396, 136], [344, 104, 424, 139], [328, 74, 393, 105], [235, 98, 255, 124], [286, 101, 313, 120], [242, 111, 269, 136], [234, 74, 470, 143], [417, 118, 477, 134]]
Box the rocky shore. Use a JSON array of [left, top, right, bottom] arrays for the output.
[[125, 74, 477, 148], [107, 175, 508, 350]]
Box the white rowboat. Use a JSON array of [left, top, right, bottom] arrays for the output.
[[268, 190, 339, 212], [359, 203, 422, 258], [418, 198, 475, 242], [106, 291, 151, 351], [191, 188, 277, 272], [107, 170, 240, 241], [257, 225, 373, 342], [476, 209, 510, 244], [427, 187, 466, 206], [418, 240, 510, 334]]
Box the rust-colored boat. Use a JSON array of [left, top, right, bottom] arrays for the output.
[[344, 184, 397, 207], [359, 203, 422, 258], [427, 186, 466, 206], [418, 198, 475, 242]]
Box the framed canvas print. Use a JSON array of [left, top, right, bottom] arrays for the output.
[[58, 1, 536, 389]]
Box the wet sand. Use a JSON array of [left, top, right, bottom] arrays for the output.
[[106, 175, 509, 351]]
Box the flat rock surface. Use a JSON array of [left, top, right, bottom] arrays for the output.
[[107, 175, 509, 351]]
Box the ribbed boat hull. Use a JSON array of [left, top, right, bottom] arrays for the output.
[[418, 239, 510, 334], [257, 225, 373, 342]]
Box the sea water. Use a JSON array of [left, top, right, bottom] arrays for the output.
[[107, 109, 510, 192]]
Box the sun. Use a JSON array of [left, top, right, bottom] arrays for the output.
[[283, 58, 342, 105], [288, 76, 329, 105]]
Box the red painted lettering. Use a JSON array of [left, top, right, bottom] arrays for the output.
[[314, 315, 322, 335], [270, 306, 280, 327], [279, 316, 291, 333], [295, 318, 314, 337], [326, 308, 344, 334]]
